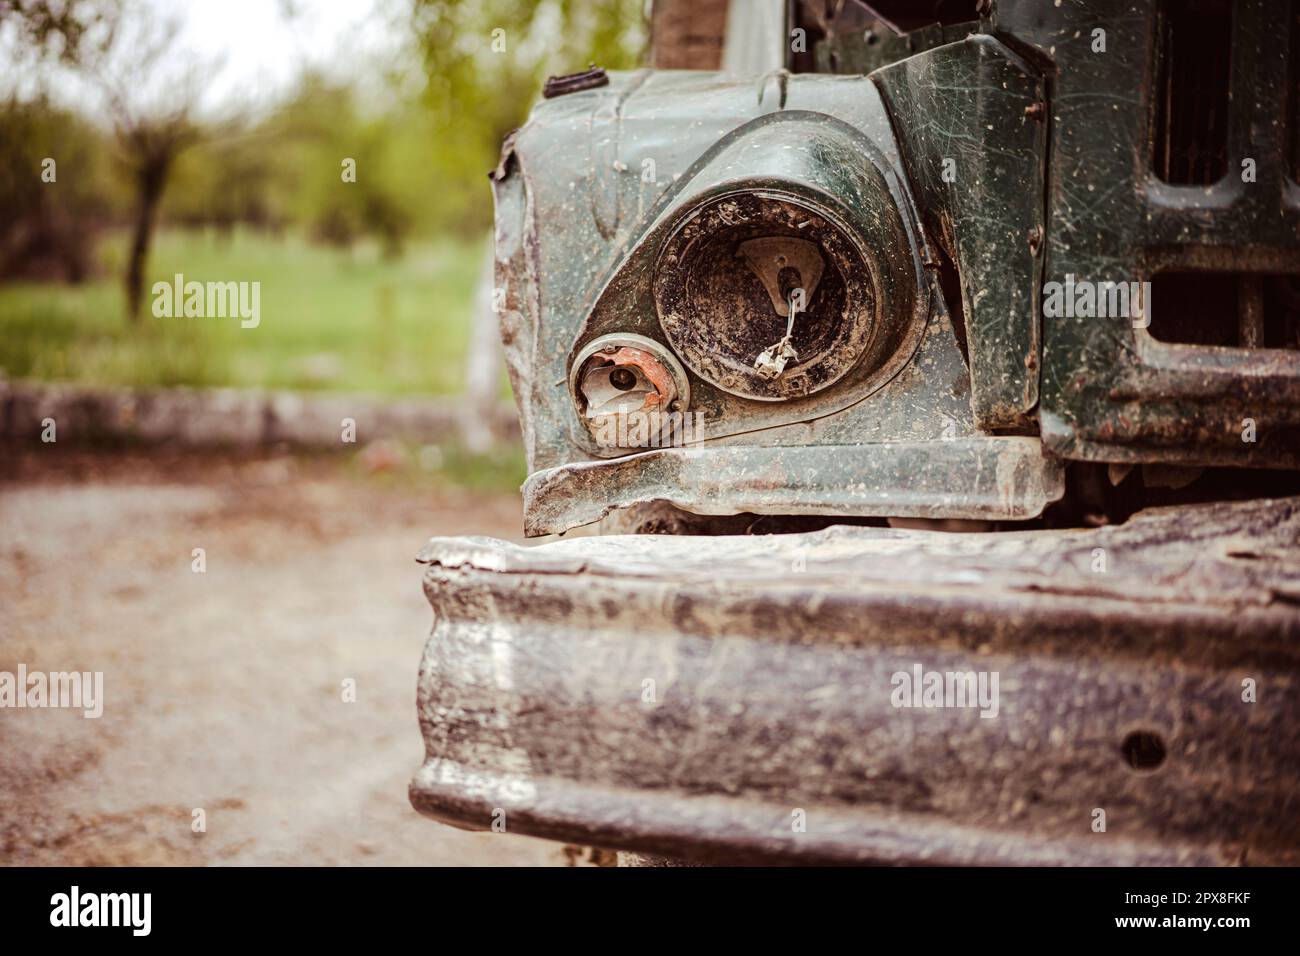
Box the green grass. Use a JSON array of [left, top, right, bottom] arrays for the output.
[[0, 228, 485, 396]]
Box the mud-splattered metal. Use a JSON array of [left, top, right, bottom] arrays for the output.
[[411, 496, 1300, 865], [412, 0, 1300, 864]]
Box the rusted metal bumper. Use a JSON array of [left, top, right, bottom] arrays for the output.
[[522, 438, 1064, 537], [409, 497, 1300, 865]]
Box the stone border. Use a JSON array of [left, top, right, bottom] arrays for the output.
[[0, 380, 519, 449]]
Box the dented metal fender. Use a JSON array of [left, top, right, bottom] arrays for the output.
[[489, 66, 1060, 535]]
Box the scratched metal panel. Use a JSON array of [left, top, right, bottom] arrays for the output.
[[873, 35, 1047, 430], [492, 68, 1061, 533], [995, 0, 1300, 467]]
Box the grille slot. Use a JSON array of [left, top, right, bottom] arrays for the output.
[[1291, 3, 1300, 181], [1152, 0, 1233, 185], [1147, 273, 1300, 350]]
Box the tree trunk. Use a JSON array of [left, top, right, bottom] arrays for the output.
[[125, 165, 167, 323]]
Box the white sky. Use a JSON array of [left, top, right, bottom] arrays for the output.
[[3, 0, 415, 115], [174, 0, 407, 108]]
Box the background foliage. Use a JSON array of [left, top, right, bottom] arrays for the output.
[[0, 0, 648, 392]]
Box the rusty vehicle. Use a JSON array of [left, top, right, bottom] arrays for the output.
[[409, 0, 1300, 865]]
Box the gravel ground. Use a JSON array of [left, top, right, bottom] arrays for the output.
[[0, 448, 581, 866]]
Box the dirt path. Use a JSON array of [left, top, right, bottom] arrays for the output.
[[0, 449, 576, 866]]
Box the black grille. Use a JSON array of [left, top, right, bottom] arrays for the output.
[[1147, 273, 1300, 350], [1291, 3, 1300, 181], [1152, 0, 1233, 185]]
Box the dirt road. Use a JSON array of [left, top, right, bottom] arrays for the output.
[[0, 448, 578, 865]]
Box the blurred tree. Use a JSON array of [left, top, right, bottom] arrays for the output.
[[0, 95, 117, 281], [0, 0, 117, 67], [259, 74, 415, 256], [2, 0, 650, 291], [160, 71, 420, 256], [410, 0, 648, 235], [167, 136, 284, 237], [90, 13, 207, 320], [0, 0, 120, 281]]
